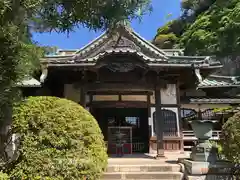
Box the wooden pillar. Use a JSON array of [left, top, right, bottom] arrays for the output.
[[80, 86, 86, 108], [154, 85, 165, 158], [177, 80, 184, 153]]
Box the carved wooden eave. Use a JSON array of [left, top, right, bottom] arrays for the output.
[[188, 98, 240, 104], [40, 24, 223, 84], [41, 53, 222, 69]]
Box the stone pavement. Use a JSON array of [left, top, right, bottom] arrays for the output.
[[108, 152, 190, 165]]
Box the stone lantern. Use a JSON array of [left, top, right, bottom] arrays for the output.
[[189, 119, 218, 163], [188, 108, 219, 163], [179, 109, 236, 179]]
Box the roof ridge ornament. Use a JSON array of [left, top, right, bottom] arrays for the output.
[[40, 64, 48, 83], [108, 19, 132, 32], [193, 64, 203, 90], [118, 19, 130, 27], [231, 77, 238, 84], [195, 68, 203, 83]]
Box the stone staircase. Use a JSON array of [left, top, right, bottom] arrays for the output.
[[102, 164, 184, 180]]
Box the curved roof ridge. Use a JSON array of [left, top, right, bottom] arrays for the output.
[[74, 31, 108, 55], [209, 74, 240, 79], [125, 27, 168, 59]]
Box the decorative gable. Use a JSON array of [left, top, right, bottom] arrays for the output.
[[73, 25, 168, 63]]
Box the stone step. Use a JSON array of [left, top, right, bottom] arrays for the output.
[[107, 164, 181, 173], [102, 172, 184, 180]]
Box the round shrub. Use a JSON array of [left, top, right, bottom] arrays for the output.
[[10, 96, 107, 180], [221, 112, 240, 163]]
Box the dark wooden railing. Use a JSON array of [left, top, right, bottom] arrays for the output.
[[183, 130, 222, 141]]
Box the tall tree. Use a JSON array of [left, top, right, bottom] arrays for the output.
[[0, 0, 151, 164], [153, 0, 240, 76], [153, 0, 216, 49]]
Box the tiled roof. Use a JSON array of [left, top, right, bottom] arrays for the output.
[[198, 75, 240, 88], [41, 24, 221, 69], [127, 27, 168, 59], [70, 26, 168, 62], [168, 56, 221, 66], [16, 77, 41, 87], [199, 79, 234, 87], [43, 51, 221, 68], [189, 98, 240, 104]]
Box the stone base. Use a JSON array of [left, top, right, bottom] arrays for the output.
[[186, 175, 234, 180], [149, 136, 182, 153], [179, 158, 235, 175], [178, 158, 238, 180], [190, 142, 218, 162]]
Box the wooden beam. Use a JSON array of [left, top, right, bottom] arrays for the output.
[[87, 101, 148, 108], [80, 86, 86, 108], [147, 94, 151, 118], [88, 91, 153, 95], [157, 104, 180, 108], [176, 80, 184, 152], [85, 82, 155, 91]]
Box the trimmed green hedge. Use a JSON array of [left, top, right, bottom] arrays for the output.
[[222, 112, 240, 163], [10, 96, 107, 179]]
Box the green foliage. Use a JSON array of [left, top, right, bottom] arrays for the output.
[[10, 96, 107, 180], [181, 0, 216, 19], [0, 0, 151, 167], [0, 0, 152, 123], [154, 0, 240, 58], [154, 33, 178, 49], [213, 106, 233, 113], [210, 141, 223, 157], [156, 21, 173, 35], [0, 171, 9, 180], [180, 0, 240, 56], [0, 1, 45, 126], [221, 112, 240, 163], [33, 0, 151, 32], [154, 20, 183, 49], [153, 0, 215, 49]]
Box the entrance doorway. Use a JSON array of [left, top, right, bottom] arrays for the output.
[[92, 108, 149, 154]]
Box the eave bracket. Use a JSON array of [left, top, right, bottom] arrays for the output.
[[195, 68, 203, 83], [40, 64, 48, 83]]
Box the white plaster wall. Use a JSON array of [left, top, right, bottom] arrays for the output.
[[149, 107, 156, 136], [64, 84, 80, 102], [161, 84, 177, 104]]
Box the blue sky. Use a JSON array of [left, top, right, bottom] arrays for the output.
[[32, 0, 181, 49]]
